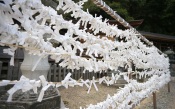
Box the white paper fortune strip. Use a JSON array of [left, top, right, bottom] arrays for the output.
[[0, 0, 170, 108]]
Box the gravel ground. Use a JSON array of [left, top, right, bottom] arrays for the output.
[[59, 79, 175, 109], [134, 79, 175, 109], [59, 83, 119, 109]]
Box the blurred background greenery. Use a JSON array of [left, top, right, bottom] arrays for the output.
[[42, 0, 175, 36]]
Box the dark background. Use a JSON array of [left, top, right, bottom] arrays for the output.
[[71, 0, 175, 36]]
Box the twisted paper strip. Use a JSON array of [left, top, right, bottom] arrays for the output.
[[0, 0, 170, 108]]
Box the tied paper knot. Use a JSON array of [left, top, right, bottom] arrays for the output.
[[80, 79, 90, 88], [7, 76, 33, 102], [37, 75, 51, 102], [87, 76, 98, 93], [0, 0, 171, 108], [61, 72, 83, 88], [31, 80, 41, 94], [0, 80, 11, 86]]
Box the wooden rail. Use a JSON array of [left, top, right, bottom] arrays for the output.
[[47, 63, 107, 82], [0, 61, 107, 81]]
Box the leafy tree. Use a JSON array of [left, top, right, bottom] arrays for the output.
[[82, 0, 133, 21], [42, 0, 175, 35], [83, 0, 175, 35], [124, 0, 175, 35]]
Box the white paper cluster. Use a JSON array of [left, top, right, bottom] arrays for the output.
[[0, 0, 171, 109], [0, 73, 120, 102], [0, 75, 54, 102], [85, 73, 170, 109], [0, 71, 170, 108]]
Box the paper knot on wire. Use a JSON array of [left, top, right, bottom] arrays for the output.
[[0, 80, 11, 86], [61, 72, 83, 88], [37, 75, 56, 102], [87, 76, 98, 93], [99, 76, 110, 86], [80, 79, 90, 88], [7, 76, 33, 102]]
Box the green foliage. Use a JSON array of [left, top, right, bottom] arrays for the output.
[[106, 1, 134, 21], [81, 0, 133, 21], [125, 0, 175, 35], [81, 0, 175, 35], [43, 0, 175, 35], [82, 0, 101, 15]]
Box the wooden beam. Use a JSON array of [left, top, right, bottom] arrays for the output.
[[92, 0, 163, 54], [153, 92, 157, 109], [0, 61, 2, 79], [168, 82, 170, 92]]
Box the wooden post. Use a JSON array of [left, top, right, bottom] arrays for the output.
[[18, 62, 22, 79], [7, 62, 13, 80], [48, 63, 52, 82], [0, 61, 2, 79], [53, 64, 57, 82], [129, 73, 132, 79], [168, 82, 170, 92], [58, 65, 61, 82], [13, 59, 19, 80], [153, 92, 157, 109]]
